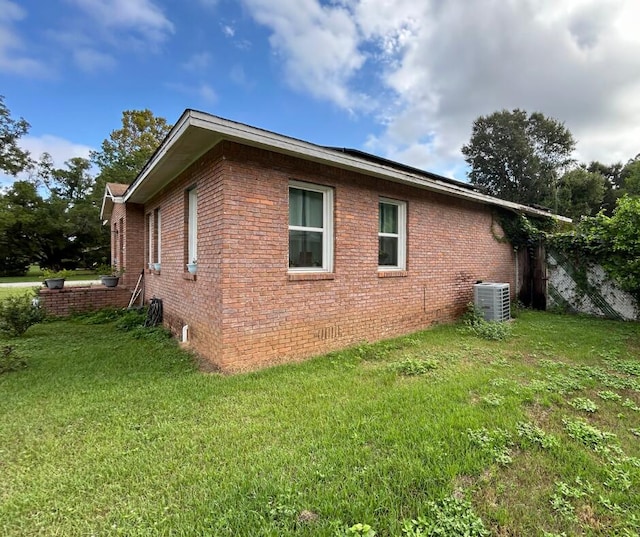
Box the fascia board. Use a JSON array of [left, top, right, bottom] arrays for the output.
[[123, 109, 572, 223]]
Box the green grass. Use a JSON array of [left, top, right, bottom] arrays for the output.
[[0, 286, 36, 300], [0, 266, 98, 284], [0, 311, 638, 536]]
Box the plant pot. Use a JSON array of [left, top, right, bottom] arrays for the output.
[[44, 278, 65, 289], [186, 263, 197, 274], [153, 263, 161, 271], [101, 276, 120, 288]]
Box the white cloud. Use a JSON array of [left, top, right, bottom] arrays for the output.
[[242, 0, 640, 176], [0, 0, 51, 77], [68, 0, 174, 45], [73, 48, 116, 73], [229, 64, 253, 89], [0, 135, 94, 189], [166, 82, 218, 105], [242, 0, 366, 109], [182, 52, 212, 72]]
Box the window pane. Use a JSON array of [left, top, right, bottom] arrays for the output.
[[379, 202, 398, 234], [289, 230, 323, 267], [290, 188, 323, 228], [379, 236, 398, 266]]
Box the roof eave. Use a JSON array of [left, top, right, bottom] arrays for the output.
[[122, 109, 572, 223]]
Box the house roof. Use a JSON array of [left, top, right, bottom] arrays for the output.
[[112, 109, 571, 222], [100, 182, 129, 221]]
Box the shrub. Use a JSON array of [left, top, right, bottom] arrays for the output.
[[461, 303, 513, 341], [0, 294, 45, 337], [0, 345, 27, 373]]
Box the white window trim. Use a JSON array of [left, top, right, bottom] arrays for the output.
[[378, 197, 406, 271], [188, 188, 198, 264], [288, 180, 334, 273], [155, 209, 161, 264], [147, 213, 153, 266]]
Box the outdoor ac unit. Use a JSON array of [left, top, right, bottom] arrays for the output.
[[474, 283, 510, 322]]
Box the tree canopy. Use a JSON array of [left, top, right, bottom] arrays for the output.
[[91, 109, 172, 187], [0, 107, 170, 275], [0, 95, 31, 176], [462, 109, 576, 209]]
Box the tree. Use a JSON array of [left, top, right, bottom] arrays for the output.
[[556, 168, 605, 220], [0, 96, 31, 176], [37, 153, 94, 202], [91, 109, 172, 186], [587, 161, 623, 215], [0, 181, 42, 275], [462, 109, 576, 209], [621, 159, 640, 196], [33, 156, 109, 269]]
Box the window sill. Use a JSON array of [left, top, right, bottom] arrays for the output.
[[182, 273, 197, 281], [378, 270, 408, 278], [288, 272, 335, 281]]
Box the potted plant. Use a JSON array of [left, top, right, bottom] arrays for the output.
[[42, 269, 71, 289], [186, 258, 197, 274], [101, 266, 124, 288]]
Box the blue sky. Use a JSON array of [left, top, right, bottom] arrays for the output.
[[2, 0, 640, 189]]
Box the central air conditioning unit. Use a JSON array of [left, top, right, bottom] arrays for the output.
[[474, 283, 510, 322]]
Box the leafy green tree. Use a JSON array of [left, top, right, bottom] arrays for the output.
[[556, 168, 605, 220], [33, 156, 109, 269], [621, 159, 640, 196], [587, 161, 623, 215], [462, 109, 576, 209], [0, 181, 42, 275], [91, 109, 172, 187], [0, 96, 31, 176]]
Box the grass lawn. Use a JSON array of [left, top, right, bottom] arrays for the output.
[[0, 287, 36, 300], [0, 311, 638, 536], [0, 266, 98, 284]]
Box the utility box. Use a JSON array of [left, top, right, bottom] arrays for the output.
[[474, 283, 510, 322]]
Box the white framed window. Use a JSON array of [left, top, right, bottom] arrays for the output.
[[146, 213, 153, 266], [188, 188, 198, 264], [378, 198, 406, 270], [154, 208, 161, 264], [288, 180, 333, 272]]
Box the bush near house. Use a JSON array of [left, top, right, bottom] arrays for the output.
[[0, 293, 44, 337]]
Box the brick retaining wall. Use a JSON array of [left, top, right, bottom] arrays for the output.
[[38, 285, 132, 317]]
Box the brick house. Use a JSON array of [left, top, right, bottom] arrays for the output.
[[101, 110, 563, 372]]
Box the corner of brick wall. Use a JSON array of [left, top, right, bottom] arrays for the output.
[[38, 285, 132, 317]]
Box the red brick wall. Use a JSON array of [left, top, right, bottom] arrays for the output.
[[142, 145, 225, 360], [111, 202, 145, 289], [39, 286, 132, 317], [126, 141, 514, 372]]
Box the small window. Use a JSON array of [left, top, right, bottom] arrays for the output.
[[187, 188, 197, 264], [154, 208, 161, 264], [288, 181, 333, 272], [378, 198, 406, 270]]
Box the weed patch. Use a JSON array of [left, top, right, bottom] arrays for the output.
[[388, 357, 438, 376], [401, 496, 489, 537], [0, 345, 27, 373]]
